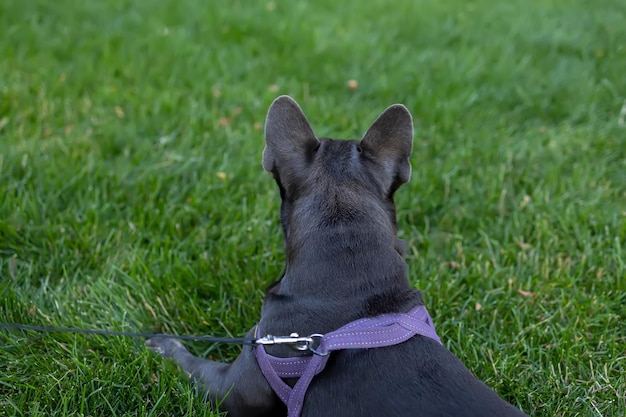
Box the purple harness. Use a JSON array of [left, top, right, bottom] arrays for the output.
[[254, 305, 442, 417]]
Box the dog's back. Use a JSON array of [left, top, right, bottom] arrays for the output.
[[261, 97, 527, 416]]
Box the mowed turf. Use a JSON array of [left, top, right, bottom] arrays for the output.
[[0, 0, 624, 415]]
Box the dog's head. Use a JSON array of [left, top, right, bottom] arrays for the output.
[[262, 96, 413, 243]]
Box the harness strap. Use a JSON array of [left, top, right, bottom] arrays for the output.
[[254, 305, 442, 417], [317, 306, 441, 353], [255, 344, 330, 406]]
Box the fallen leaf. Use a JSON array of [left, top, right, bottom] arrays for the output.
[[444, 261, 461, 269], [517, 289, 534, 297], [520, 194, 531, 209], [475, 302, 482, 311]]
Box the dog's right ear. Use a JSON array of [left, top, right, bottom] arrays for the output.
[[360, 104, 414, 190], [263, 96, 320, 174]]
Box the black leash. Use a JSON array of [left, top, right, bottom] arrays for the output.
[[1, 322, 322, 351], [0, 322, 257, 345]]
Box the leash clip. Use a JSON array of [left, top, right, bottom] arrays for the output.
[[256, 333, 319, 352]]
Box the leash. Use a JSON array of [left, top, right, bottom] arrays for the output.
[[0, 322, 323, 350], [0, 322, 255, 344]]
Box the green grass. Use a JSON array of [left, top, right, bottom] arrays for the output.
[[0, 0, 624, 415]]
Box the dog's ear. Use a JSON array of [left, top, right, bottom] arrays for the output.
[[360, 104, 414, 189], [263, 96, 320, 173]]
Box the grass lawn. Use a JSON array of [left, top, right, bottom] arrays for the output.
[[1, 0, 624, 415]]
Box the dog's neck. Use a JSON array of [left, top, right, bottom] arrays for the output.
[[276, 192, 413, 303]]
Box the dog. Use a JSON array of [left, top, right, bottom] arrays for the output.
[[146, 96, 529, 417]]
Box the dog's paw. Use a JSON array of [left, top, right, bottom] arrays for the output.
[[146, 336, 188, 358]]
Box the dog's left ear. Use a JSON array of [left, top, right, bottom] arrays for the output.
[[263, 95, 320, 174], [360, 104, 414, 189]]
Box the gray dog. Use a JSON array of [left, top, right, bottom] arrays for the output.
[[147, 96, 528, 417]]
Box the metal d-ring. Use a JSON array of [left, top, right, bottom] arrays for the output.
[[307, 333, 329, 356]]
